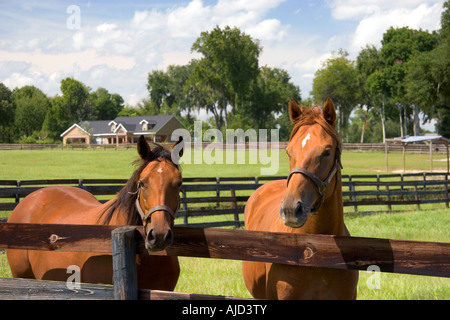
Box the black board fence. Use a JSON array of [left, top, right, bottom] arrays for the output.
[[0, 172, 448, 228]]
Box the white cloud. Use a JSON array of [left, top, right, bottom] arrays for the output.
[[246, 19, 289, 42], [328, 0, 445, 54], [351, 2, 443, 52], [329, 0, 439, 20], [0, 49, 136, 75], [96, 23, 117, 33], [3, 72, 34, 88]]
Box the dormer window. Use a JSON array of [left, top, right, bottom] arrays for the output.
[[139, 119, 149, 132], [108, 121, 117, 132]]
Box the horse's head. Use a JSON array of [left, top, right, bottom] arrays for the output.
[[135, 136, 183, 252], [280, 98, 342, 228]]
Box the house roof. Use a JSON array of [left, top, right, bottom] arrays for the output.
[[113, 115, 176, 134], [84, 120, 111, 135], [61, 115, 179, 137], [387, 135, 450, 145], [60, 123, 90, 137]]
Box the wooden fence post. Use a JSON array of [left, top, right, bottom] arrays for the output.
[[230, 188, 239, 224], [385, 185, 392, 211], [112, 226, 138, 300], [216, 177, 221, 208], [181, 190, 188, 225], [15, 180, 21, 204], [445, 172, 449, 209]]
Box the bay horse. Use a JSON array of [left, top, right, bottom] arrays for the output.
[[242, 99, 359, 300], [6, 136, 183, 290]]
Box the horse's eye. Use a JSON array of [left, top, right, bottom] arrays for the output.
[[322, 149, 332, 157]]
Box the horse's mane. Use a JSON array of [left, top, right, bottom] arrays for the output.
[[99, 144, 178, 225], [289, 106, 341, 146]]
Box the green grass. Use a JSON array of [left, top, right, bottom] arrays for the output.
[[0, 148, 449, 299], [0, 149, 447, 180], [173, 209, 450, 300]]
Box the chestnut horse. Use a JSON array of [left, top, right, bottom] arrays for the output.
[[7, 136, 182, 290], [242, 99, 359, 300]]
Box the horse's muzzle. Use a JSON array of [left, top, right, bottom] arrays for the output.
[[145, 227, 173, 252], [279, 200, 311, 228]]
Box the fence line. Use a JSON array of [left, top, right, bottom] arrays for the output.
[[0, 173, 450, 227], [0, 222, 449, 300], [1, 142, 449, 154], [0, 222, 449, 278], [0, 172, 448, 228]]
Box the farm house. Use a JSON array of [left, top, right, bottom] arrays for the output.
[[60, 115, 181, 145]]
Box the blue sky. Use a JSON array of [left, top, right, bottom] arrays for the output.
[[0, 0, 445, 109]]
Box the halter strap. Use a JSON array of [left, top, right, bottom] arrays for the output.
[[286, 144, 342, 212], [132, 185, 177, 228]]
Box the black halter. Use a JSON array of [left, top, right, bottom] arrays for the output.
[[286, 144, 342, 213], [129, 181, 177, 229]]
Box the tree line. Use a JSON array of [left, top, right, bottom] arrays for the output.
[[0, 1, 448, 143], [0, 78, 124, 143], [312, 1, 450, 142]]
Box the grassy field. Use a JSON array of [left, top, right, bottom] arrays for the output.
[[0, 148, 448, 179], [0, 148, 449, 300]]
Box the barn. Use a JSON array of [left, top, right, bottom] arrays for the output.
[[60, 115, 181, 145]]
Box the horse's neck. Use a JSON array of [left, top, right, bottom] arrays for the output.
[[307, 176, 345, 236], [96, 197, 130, 226]]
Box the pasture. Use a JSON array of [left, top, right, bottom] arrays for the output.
[[0, 148, 449, 299]]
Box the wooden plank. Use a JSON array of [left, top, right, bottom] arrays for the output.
[[1, 223, 449, 278], [0, 223, 116, 253], [0, 277, 114, 300], [112, 226, 138, 300], [178, 207, 245, 217], [156, 227, 450, 278], [177, 221, 244, 229], [180, 196, 249, 204], [182, 184, 262, 192], [138, 289, 249, 300]]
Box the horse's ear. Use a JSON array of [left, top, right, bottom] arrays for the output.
[[289, 99, 302, 123], [137, 135, 151, 159], [323, 98, 336, 126]]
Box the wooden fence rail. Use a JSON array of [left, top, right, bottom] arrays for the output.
[[0, 222, 449, 300], [1, 222, 449, 278], [1, 142, 449, 153], [0, 172, 448, 228]]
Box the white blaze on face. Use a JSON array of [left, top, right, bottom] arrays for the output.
[[157, 167, 163, 173], [302, 133, 311, 149]]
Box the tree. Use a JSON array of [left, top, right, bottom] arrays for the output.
[[45, 78, 93, 137], [12, 86, 50, 137], [405, 1, 450, 137], [238, 66, 300, 138], [89, 87, 124, 120], [380, 27, 439, 136], [189, 26, 261, 130], [356, 45, 383, 142], [311, 50, 358, 140], [0, 83, 15, 142], [147, 70, 170, 114], [366, 71, 390, 143], [43, 78, 93, 140]]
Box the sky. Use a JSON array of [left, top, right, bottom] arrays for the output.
[[0, 0, 445, 109]]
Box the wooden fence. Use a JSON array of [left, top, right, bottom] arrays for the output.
[[1, 142, 449, 153], [0, 172, 448, 228], [0, 222, 449, 300]]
